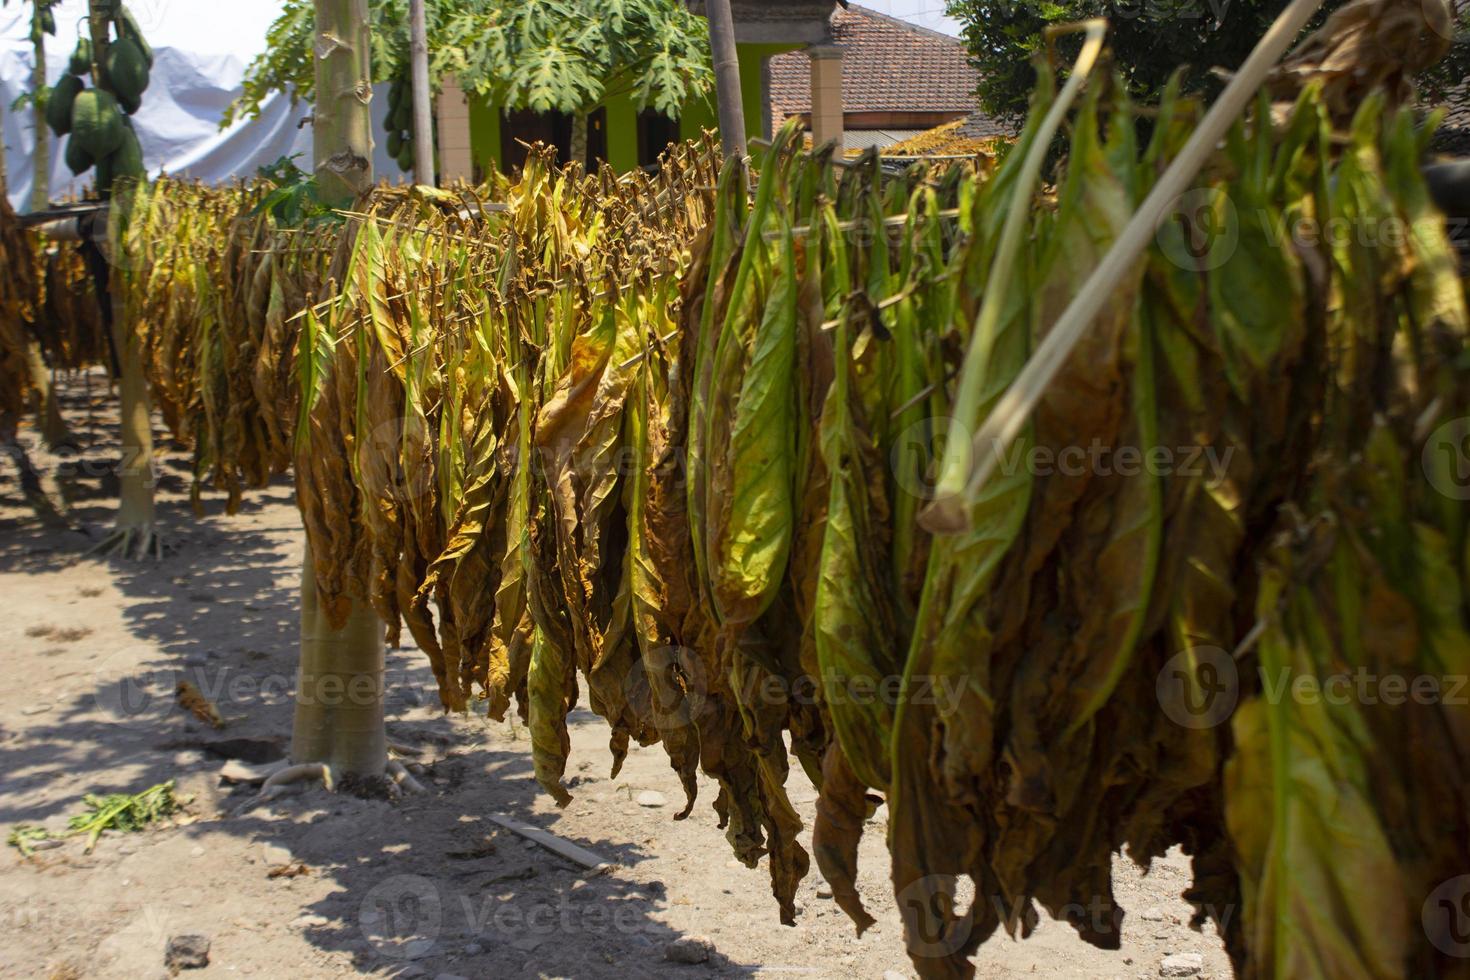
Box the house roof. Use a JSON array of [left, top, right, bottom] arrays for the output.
[[768, 4, 980, 123], [884, 109, 1013, 156]]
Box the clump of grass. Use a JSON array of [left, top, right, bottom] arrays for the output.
[[68, 781, 183, 852], [8, 781, 186, 857]]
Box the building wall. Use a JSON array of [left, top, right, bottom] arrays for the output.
[[467, 41, 802, 174]]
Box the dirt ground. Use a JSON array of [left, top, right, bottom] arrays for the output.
[[0, 377, 1234, 980]]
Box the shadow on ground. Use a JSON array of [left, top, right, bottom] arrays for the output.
[[1, 374, 757, 978]]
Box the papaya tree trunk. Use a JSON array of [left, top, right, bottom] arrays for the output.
[[89, 3, 157, 557], [31, 15, 49, 212], [0, 71, 8, 186], [569, 110, 589, 170], [26, 14, 66, 447], [108, 300, 155, 533], [25, 340, 71, 448], [291, 541, 387, 774], [312, 0, 375, 205], [292, 0, 386, 780]]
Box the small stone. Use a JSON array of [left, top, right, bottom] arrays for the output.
[[292, 915, 328, 928], [665, 936, 714, 964], [523, 840, 538, 850], [261, 844, 292, 867], [462, 942, 484, 955], [511, 935, 545, 952], [1140, 907, 1165, 922], [816, 883, 834, 899], [20, 704, 53, 716], [1160, 952, 1204, 977], [164, 934, 211, 971], [190, 846, 205, 857], [883, 972, 908, 980], [635, 791, 667, 808]]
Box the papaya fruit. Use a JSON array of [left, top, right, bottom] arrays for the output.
[[94, 153, 115, 195], [64, 136, 95, 176], [118, 86, 142, 116], [112, 127, 146, 183], [396, 141, 415, 173], [387, 130, 405, 159], [116, 6, 155, 68], [46, 75, 85, 137], [391, 100, 412, 133], [71, 89, 128, 159], [70, 38, 93, 77], [104, 37, 151, 105]]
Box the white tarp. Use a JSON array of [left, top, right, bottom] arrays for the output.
[[1, 0, 407, 210]]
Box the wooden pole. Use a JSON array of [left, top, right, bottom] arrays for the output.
[[408, 0, 434, 185], [705, 0, 746, 160]]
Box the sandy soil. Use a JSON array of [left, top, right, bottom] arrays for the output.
[[0, 376, 1233, 980]]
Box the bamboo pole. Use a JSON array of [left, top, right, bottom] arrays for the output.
[[922, 0, 1331, 532]]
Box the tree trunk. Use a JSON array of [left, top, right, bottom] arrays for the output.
[[293, 0, 386, 780], [25, 341, 72, 447], [408, 0, 434, 186], [91, 2, 156, 555], [291, 540, 388, 775], [108, 294, 156, 538], [0, 68, 8, 187], [312, 0, 375, 207], [31, 17, 50, 212], [704, 0, 746, 161], [569, 111, 589, 171]]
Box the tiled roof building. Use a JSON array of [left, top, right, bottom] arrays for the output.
[[764, 4, 1003, 152]]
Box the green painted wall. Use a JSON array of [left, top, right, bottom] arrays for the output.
[[468, 40, 803, 174]]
